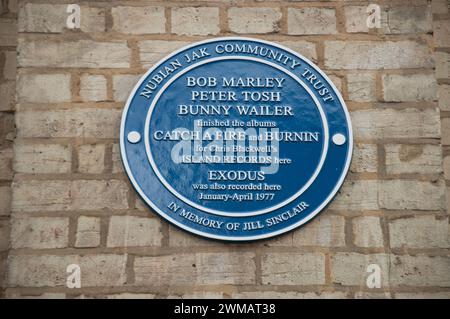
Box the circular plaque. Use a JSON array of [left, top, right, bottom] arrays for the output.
[[120, 37, 353, 241]]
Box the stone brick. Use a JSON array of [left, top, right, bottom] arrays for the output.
[[11, 217, 69, 249], [228, 8, 281, 34], [168, 225, 216, 247], [0, 186, 11, 216], [434, 20, 450, 47], [0, 148, 13, 180], [262, 253, 325, 285], [347, 73, 376, 102], [0, 81, 16, 111], [288, 8, 336, 35], [19, 4, 105, 33], [0, 220, 9, 251], [79, 6, 106, 33], [0, 18, 17, 46], [12, 180, 129, 212], [395, 292, 450, 299], [16, 109, 121, 138], [383, 6, 432, 34], [390, 255, 450, 287], [443, 118, 450, 145], [134, 253, 256, 285], [344, 6, 369, 33], [112, 6, 165, 34], [7, 0, 18, 13], [171, 7, 219, 36], [293, 215, 346, 247], [354, 292, 392, 299], [351, 108, 440, 139], [3, 51, 16, 80], [8, 254, 127, 287], [232, 291, 347, 299], [325, 41, 433, 69], [0, 110, 14, 140], [389, 216, 449, 248], [139, 40, 190, 69], [79, 74, 107, 102], [345, 5, 432, 35], [332, 253, 390, 286], [17, 73, 71, 103], [113, 74, 140, 102], [107, 216, 162, 247], [385, 144, 442, 175], [378, 180, 445, 210], [280, 41, 317, 63], [18, 39, 130, 68], [382, 74, 437, 102], [444, 156, 450, 180], [352, 216, 384, 248], [111, 144, 124, 174], [14, 143, 72, 174], [350, 144, 377, 173], [75, 216, 101, 248], [78, 144, 105, 174], [435, 51, 450, 80], [438, 85, 450, 111], [329, 180, 378, 210], [432, 0, 449, 14]]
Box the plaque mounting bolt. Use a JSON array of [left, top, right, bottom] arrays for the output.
[[127, 131, 141, 143], [332, 133, 346, 145]]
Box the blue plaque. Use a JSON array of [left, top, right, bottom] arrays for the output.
[[120, 37, 353, 241]]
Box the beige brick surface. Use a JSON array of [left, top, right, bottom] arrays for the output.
[[351, 108, 440, 139], [390, 255, 450, 287], [350, 144, 377, 173], [389, 216, 449, 249], [332, 253, 390, 286], [352, 216, 384, 248], [8, 254, 127, 287], [325, 41, 434, 69], [288, 8, 336, 35], [107, 216, 162, 247], [11, 217, 68, 249], [79, 74, 107, 102], [262, 253, 325, 285], [16, 109, 121, 138], [385, 144, 442, 174], [18, 39, 130, 68], [112, 6, 165, 34], [12, 180, 129, 212], [78, 144, 105, 174], [228, 8, 281, 34], [14, 143, 71, 174], [379, 180, 445, 210], [383, 74, 437, 102], [172, 7, 219, 36], [134, 253, 256, 285], [17, 73, 71, 103], [75, 216, 101, 248]]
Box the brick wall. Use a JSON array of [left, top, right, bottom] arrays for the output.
[[0, 0, 449, 299]]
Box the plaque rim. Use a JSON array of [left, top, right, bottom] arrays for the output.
[[120, 36, 353, 241]]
